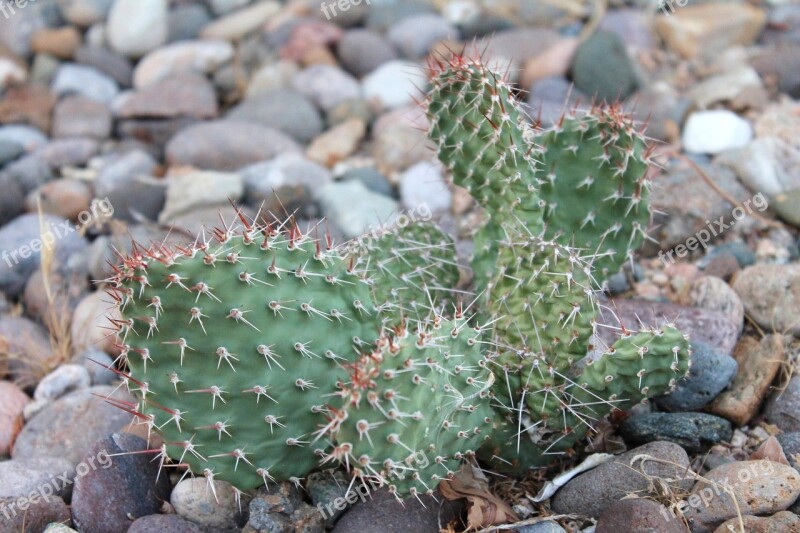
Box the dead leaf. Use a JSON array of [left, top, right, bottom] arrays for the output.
[[749, 436, 790, 465], [439, 465, 519, 529]]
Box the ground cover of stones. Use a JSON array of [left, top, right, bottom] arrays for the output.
[[1, 0, 800, 532]]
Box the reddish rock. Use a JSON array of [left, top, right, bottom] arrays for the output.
[[30, 27, 82, 59], [596, 498, 689, 532], [0, 316, 55, 389], [0, 85, 55, 133], [0, 381, 29, 456], [25, 178, 93, 221]]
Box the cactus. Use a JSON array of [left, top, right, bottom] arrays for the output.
[[319, 311, 498, 498], [108, 214, 386, 490]]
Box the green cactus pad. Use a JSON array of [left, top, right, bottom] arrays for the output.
[[322, 313, 497, 499], [109, 216, 383, 490]]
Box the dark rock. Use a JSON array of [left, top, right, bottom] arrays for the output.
[[71, 433, 171, 533], [337, 29, 397, 77], [331, 487, 463, 533], [570, 30, 639, 101], [2, 153, 53, 193], [249, 482, 323, 532], [75, 45, 134, 87], [35, 137, 99, 169], [551, 441, 694, 518], [764, 375, 800, 433], [226, 89, 323, 143], [0, 139, 23, 165], [340, 167, 395, 198], [167, 4, 212, 42], [165, 120, 301, 171], [12, 386, 134, 466], [0, 213, 89, 298], [777, 432, 800, 472], [306, 470, 350, 527], [0, 495, 71, 531], [620, 412, 733, 453], [596, 498, 689, 533], [656, 342, 738, 412], [116, 117, 199, 153], [93, 149, 164, 223], [128, 514, 205, 533], [700, 242, 756, 269], [0, 173, 26, 225]]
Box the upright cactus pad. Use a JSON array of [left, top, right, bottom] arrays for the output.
[[321, 313, 497, 499], [108, 215, 383, 490]]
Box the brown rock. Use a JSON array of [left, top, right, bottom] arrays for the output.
[[683, 461, 800, 532], [30, 27, 82, 59], [596, 498, 689, 533], [713, 511, 800, 533], [0, 84, 56, 133], [22, 266, 90, 331], [732, 263, 800, 337], [0, 381, 29, 456], [52, 94, 112, 139], [710, 335, 785, 426], [521, 38, 579, 89], [71, 290, 122, 355], [25, 178, 93, 221], [655, 3, 767, 59], [116, 72, 218, 119], [0, 496, 71, 531], [306, 118, 366, 167]]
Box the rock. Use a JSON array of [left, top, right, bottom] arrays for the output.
[[688, 276, 744, 333], [0, 457, 75, 500], [0, 381, 29, 456], [710, 335, 786, 426], [75, 45, 134, 87], [550, 441, 694, 519], [51, 95, 112, 140], [167, 4, 212, 42], [293, 64, 361, 113], [0, 495, 71, 531], [596, 498, 688, 533], [363, 60, 426, 111], [774, 188, 800, 228], [116, 71, 217, 119], [318, 180, 399, 238], [764, 375, 800, 433], [248, 482, 323, 532], [25, 178, 93, 221], [0, 1, 50, 56], [70, 290, 122, 355], [525, 76, 588, 126], [476, 28, 561, 79], [245, 60, 299, 96], [171, 477, 248, 530], [752, 43, 800, 98], [717, 137, 800, 198], [107, 0, 168, 57], [306, 470, 349, 527], [648, 162, 753, 253], [240, 153, 331, 215], [702, 243, 756, 269], [400, 161, 451, 214], [655, 3, 767, 59], [199, 1, 279, 41], [713, 512, 800, 533], [570, 30, 638, 101], [34, 364, 91, 402], [226, 89, 322, 143], [57, 0, 114, 26], [620, 413, 733, 454], [159, 169, 243, 224], [366, 0, 437, 33], [341, 167, 394, 198], [0, 173, 26, 225], [31, 27, 82, 59], [598, 8, 655, 50], [372, 105, 433, 174], [166, 120, 300, 171], [517, 522, 568, 533], [0, 84, 55, 133], [656, 342, 737, 412], [12, 386, 133, 465], [71, 347, 116, 386], [0, 124, 47, 152], [597, 300, 739, 356], [683, 460, 800, 532], [1, 153, 53, 194], [278, 19, 343, 63], [128, 514, 205, 533], [387, 14, 457, 59], [331, 488, 463, 533], [52, 63, 120, 104], [208, 0, 250, 15], [520, 38, 579, 88], [133, 40, 233, 89], [733, 264, 800, 336], [337, 29, 397, 76], [35, 138, 99, 169], [687, 65, 763, 109], [683, 110, 752, 154], [0, 316, 56, 388], [701, 254, 740, 281], [71, 434, 171, 533], [0, 139, 23, 165], [0, 57, 27, 89], [306, 118, 366, 167], [94, 149, 164, 223]]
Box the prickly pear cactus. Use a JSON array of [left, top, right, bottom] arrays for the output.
[[108, 216, 383, 489], [321, 312, 497, 498]]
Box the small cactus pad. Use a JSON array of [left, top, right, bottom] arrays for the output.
[[109, 216, 384, 490], [322, 313, 497, 499]]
